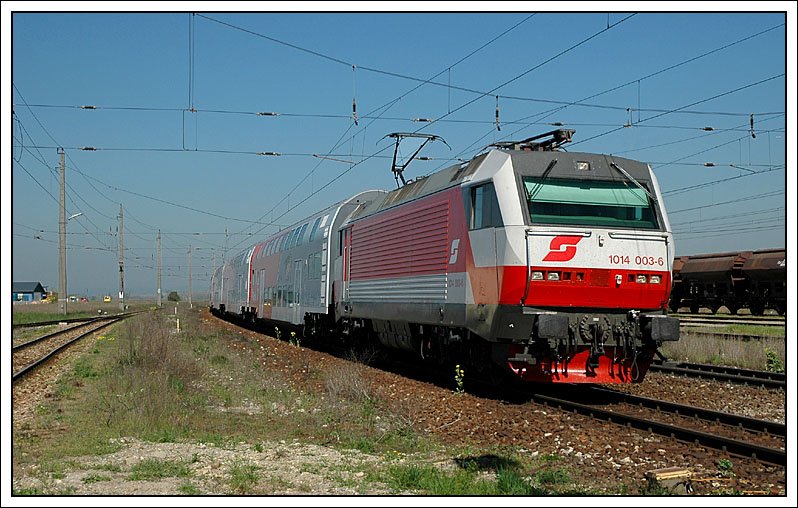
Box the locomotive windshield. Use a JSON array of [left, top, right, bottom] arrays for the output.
[[523, 177, 659, 229]]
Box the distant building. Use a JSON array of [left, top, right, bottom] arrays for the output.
[[13, 282, 46, 302]]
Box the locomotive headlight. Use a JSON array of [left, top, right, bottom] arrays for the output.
[[531, 271, 544, 280], [547, 272, 560, 281], [649, 275, 661, 284], [636, 274, 648, 284]]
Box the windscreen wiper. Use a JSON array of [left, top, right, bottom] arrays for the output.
[[609, 161, 657, 203]]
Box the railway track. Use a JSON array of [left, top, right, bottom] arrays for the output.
[[527, 387, 785, 466], [212, 310, 786, 467], [12, 315, 127, 383], [650, 361, 785, 389], [12, 310, 145, 330], [677, 315, 785, 328]]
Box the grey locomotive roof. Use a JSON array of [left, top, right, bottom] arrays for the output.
[[351, 149, 654, 221], [509, 150, 653, 182], [13, 282, 45, 293]]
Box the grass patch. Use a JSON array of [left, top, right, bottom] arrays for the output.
[[82, 473, 111, 484], [128, 458, 192, 481], [662, 332, 785, 370], [12, 310, 99, 325], [384, 464, 543, 495], [73, 357, 102, 379], [178, 481, 202, 495], [228, 462, 260, 494], [535, 467, 571, 485], [90, 463, 122, 473]]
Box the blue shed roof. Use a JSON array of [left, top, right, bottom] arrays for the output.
[[13, 282, 46, 293]]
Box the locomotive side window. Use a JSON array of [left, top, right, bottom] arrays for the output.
[[523, 177, 659, 229], [468, 183, 503, 230]]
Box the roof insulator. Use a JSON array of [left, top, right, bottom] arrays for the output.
[[257, 151, 281, 156], [256, 112, 280, 116], [703, 162, 715, 167], [702, 126, 714, 131], [81, 147, 98, 151], [412, 118, 433, 122], [80, 105, 97, 110], [551, 122, 564, 126], [417, 156, 431, 160]]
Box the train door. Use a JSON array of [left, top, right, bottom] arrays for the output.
[[259, 269, 265, 318], [341, 227, 352, 303], [293, 260, 303, 324]]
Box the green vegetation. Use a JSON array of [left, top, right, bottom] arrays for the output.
[[691, 324, 785, 338], [765, 347, 785, 373], [178, 481, 202, 495], [82, 473, 112, 484], [167, 291, 181, 302], [454, 364, 465, 395], [12, 310, 99, 325], [661, 331, 785, 371], [128, 459, 192, 481], [227, 462, 260, 494], [13, 307, 600, 495], [717, 459, 735, 478]]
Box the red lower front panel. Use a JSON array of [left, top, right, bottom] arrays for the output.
[[497, 265, 671, 310], [507, 345, 654, 383]]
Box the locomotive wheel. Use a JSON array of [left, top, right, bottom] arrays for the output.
[[726, 305, 739, 316], [689, 303, 700, 314], [748, 303, 765, 316]]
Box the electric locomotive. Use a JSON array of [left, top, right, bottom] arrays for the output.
[[210, 130, 680, 384]]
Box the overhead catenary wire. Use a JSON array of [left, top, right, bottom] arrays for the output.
[[427, 22, 786, 172], [225, 14, 538, 248], [16, 102, 787, 131], [668, 189, 784, 215], [196, 14, 782, 120], [569, 73, 784, 148]]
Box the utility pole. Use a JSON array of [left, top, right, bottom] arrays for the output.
[[117, 204, 125, 311], [188, 244, 193, 309], [211, 250, 216, 306], [58, 148, 67, 315], [156, 229, 162, 308]]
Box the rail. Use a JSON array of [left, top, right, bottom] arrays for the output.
[[12, 310, 146, 329], [650, 361, 785, 389], [529, 391, 785, 466], [12, 312, 141, 383]]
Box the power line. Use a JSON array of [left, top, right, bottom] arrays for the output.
[[670, 206, 784, 227], [429, 22, 786, 170], [196, 14, 782, 119], [227, 15, 538, 245], [668, 189, 784, 215], [569, 73, 784, 148], [15, 102, 788, 130], [662, 165, 784, 196]]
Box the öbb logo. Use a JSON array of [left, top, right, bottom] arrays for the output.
[[542, 235, 583, 262]]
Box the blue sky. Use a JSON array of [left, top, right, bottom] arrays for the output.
[[5, 5, 794, 298]]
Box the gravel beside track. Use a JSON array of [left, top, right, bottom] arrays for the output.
[[12, 310, 786, 496]]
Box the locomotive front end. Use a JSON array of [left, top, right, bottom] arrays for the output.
[[483, 149, 680, 383]]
